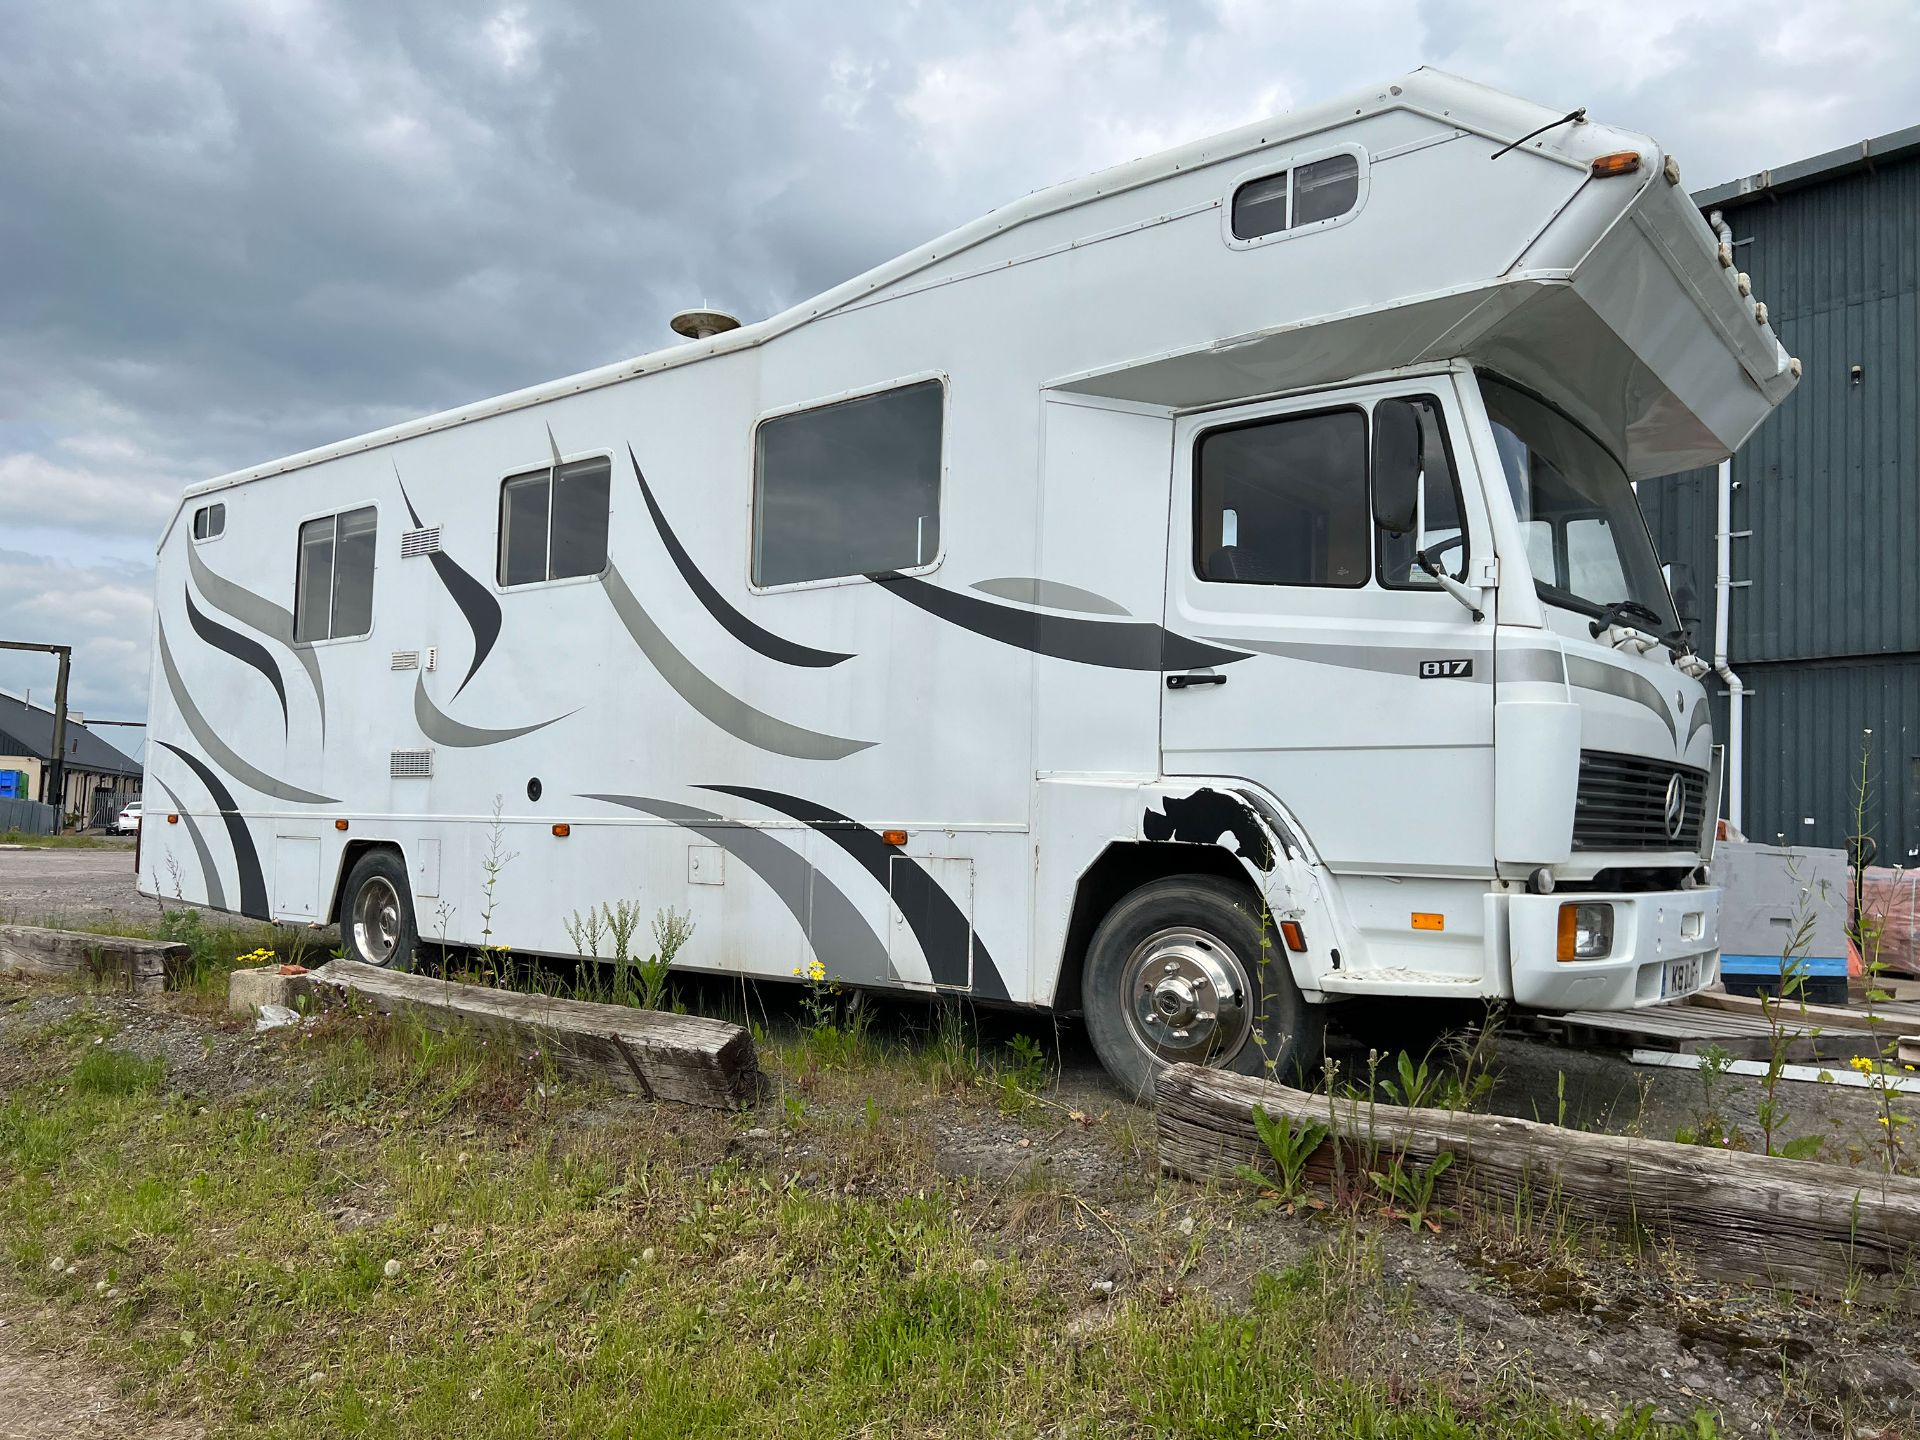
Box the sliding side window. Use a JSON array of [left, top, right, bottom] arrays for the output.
[[1194, 408, 1370, 587], [293, 505, 378, 641], [498, 456, 612, 586], [752, 379, 944, 588], [1230, 151, 1361, 241]]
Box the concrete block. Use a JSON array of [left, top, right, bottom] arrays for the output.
[[227, 965, 317, 1017]]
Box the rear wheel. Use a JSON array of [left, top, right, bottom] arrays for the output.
[[340, 850, 417, 971], [1082, 873, 1324, 1099]]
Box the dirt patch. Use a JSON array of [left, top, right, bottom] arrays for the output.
[[0, 1308, 200, 1440]]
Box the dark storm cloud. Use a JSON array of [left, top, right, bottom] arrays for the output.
[[2, 0, 1916, 722]]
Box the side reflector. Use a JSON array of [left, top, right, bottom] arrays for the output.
[[882, 829, 908, 847], [1279, 920, 1307, 953], [1591, 151, 1642, 177], [1411, 912, 1444, 932], [334, 819, 349, 831], [166, 814, 179, 825], [552, 823, 571, 838], [1556, 904, 1578, 960]]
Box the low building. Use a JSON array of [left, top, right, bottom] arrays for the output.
[[0, 690, 143, 828]]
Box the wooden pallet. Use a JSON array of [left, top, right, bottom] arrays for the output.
[[1527, 997, 1882, 1063]]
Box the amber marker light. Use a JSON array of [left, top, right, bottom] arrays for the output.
[[334, 819, 349, 831], [552, 823, 571, 838], [881, 829, 908, 847], [1411, 912, 1444, 932], [166, 814, 179, 825], [1590, 151, 1641, 177], [1556, 903, 1578, 961], [1279, 920, 1307, 953]]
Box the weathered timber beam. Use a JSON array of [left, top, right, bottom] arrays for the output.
[[1155, 1062, 1920, 1308], [0, 924, 188, 995], [309, 959, 759, 1109]]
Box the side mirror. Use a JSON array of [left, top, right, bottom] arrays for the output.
[[1372, 398, 1422, 535], [1665, 561, 1702, 641]]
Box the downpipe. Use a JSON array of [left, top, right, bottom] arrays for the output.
[[1709, 210, 1745, 837]]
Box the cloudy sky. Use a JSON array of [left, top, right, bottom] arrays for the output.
[[2, 0, 1915, 756]]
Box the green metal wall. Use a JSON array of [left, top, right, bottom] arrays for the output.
[[1639, 145, 1920, 863]]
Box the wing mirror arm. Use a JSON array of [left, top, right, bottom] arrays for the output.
[[1414, 549, 1486, 623]]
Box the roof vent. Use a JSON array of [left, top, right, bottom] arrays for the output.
[[669, 307, 741, 341]]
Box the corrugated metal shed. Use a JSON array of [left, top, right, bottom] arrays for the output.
[[1640, 129, 1920, 865]]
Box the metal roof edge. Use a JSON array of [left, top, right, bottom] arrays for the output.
[[1692, 123, 1920, 211]]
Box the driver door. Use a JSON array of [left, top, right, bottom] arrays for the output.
[[1160, 375, 1497, 878]]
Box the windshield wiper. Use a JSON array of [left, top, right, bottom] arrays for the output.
[[1587, 598, 1690, 652]]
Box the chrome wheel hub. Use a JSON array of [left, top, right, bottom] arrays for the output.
[[1123, 927, 1251, 1064], [352, 876, 402, 966]]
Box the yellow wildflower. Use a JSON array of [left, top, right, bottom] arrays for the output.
[[1847, 1056, 1876, 1075]]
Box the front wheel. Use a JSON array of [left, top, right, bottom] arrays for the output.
[[339, 850, 418, 971], [1082, 874, 1324, 1099]]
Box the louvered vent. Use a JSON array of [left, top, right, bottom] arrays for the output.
[[401, 527, 442, 557], [390, 650, 420, 671], [390, 749, 434, 779]]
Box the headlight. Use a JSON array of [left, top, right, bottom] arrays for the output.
[[1556, 902, 1614, 961]]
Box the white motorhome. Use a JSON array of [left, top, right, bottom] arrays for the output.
[[141, 70, 1796, 1092]]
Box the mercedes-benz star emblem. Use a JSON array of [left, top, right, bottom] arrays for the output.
[[1663, 773, 1688, 841]]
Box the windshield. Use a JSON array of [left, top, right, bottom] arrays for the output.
[[1480, 375, 1677, 631]]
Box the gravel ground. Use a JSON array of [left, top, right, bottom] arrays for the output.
[[0, 843, 173, 930]]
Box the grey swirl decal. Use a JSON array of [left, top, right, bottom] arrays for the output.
[[1565, 656, 1677, 743], [157, 618, 339, 804], [148, 778, 227, 912], [602, 563, 874, 761], [187, 543, 326, 741], [1216, 635, 1490, 681], [183, 585, 288, 735], [413, 674, 569, 748], [1683, 701, 1712, 751], [155, 742, 267, 918], [703, 784, 1008, 1001], [628, 447, 852, 669], [396, 469, 501, 700], [1499, 647, 1568, 684], [583, 793, 892, 984], [969, 576, 1130, 617], [873, 571, 1246, 672]]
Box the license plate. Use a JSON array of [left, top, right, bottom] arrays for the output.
[[1662, 957, 1702, 998]]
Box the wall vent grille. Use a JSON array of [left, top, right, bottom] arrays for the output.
[[390, 749, 434, 779], [390, 650, 420, 671], [400, 527, 442, 557]]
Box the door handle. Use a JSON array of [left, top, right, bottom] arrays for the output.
[[1166, 673, 1227, 690]]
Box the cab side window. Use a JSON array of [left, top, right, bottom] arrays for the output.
[[1194, 408, 1370, 587]]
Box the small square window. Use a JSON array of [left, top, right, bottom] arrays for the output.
[[191, 502, 225, 541], [497, 457, 612, 586], [293, 505, 378, 641]]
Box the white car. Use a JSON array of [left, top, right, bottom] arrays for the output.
[[113, 802, 142, 835]]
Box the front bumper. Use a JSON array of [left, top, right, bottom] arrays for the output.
[[1508, 888, 1721, 1011]]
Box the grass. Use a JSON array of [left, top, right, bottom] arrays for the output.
[[0, 1006, 1724, 1440], [0, 828, 128, 849]]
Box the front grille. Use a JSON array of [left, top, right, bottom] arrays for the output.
[[1572, 750, 1707, 851]]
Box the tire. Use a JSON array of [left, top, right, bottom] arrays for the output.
[[1082, 873, 1325, 1100], [339, 850, 418, 971]]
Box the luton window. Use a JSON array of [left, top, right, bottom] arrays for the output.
[[497, 456, 612, 586], [1230, 152, 1361, 240], [752, 380, 944, 587], [1195, 408, 1370, 587], [191, 503, 225, 541], [293, 506, 378, 641]]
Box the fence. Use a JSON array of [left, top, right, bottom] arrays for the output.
[[0, 798, 57, 836]]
